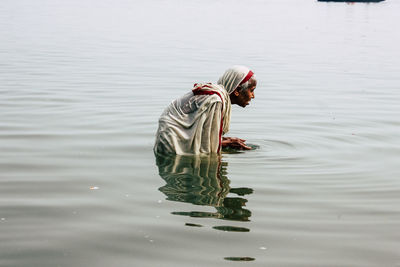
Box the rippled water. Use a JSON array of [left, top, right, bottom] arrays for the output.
[[1, 0, 399, 266]]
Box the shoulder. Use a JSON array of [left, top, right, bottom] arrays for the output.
[[208, 93, 223, 104], [209, 84, 226, 103], [202, 98, 223, 115]]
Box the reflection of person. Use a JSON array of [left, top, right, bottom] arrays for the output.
[[154, 66, 257, 155], [156, 154, 229, 207], [156, 154, 252, 221]]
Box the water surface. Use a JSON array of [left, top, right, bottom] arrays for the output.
[[1, 0, 399, 266]]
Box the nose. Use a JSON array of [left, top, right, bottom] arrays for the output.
[[251, 92, 255, 99]]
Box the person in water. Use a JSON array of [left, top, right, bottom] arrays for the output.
[[154, 65, 257, 155]]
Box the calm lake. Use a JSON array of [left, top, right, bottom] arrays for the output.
[[1, 0, 399, 266]]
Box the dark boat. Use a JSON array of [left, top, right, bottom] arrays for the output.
[[318, 0, 384, 2]]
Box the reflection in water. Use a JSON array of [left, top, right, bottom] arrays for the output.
[[224, 257, 255, 262], [156, 154, 256, 261], [156, 154, 253, 223], [212, 225, 250, 232]]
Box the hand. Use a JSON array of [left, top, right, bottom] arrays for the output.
[[222, 137, 251, 150]]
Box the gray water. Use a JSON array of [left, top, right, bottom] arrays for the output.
[[1, 0, 400, 266]]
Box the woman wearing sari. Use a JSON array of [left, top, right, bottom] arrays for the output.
[[154, 65, 257, 155]]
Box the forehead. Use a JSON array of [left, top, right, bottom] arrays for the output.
[[248, 76, 257, 87]]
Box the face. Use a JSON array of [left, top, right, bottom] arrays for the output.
[[236, 85, 256, 107], [231, 77, 257, 107]]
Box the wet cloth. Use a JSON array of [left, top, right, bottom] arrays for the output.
[[154, 65, 254, 155]]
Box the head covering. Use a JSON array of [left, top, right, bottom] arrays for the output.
[[217, 65, 254, 94]]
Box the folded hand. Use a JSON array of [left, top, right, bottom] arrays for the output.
[[222, 137, 251, 150]]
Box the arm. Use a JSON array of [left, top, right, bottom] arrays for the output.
[[201, 101, 223, 153], [202, 101, 251, 152]]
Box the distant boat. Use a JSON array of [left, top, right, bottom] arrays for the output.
[[318, 0, 384, 2]]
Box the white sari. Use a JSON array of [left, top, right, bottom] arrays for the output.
[[154, 65, 254, 155]]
